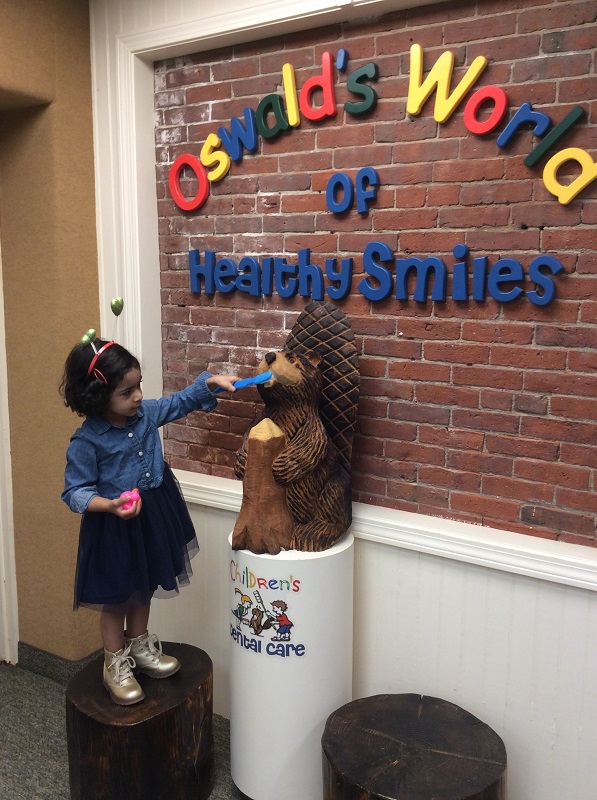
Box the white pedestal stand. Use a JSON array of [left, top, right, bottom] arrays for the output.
[[229, 533, 354, 800]]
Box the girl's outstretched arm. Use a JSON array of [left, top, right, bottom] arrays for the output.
[[147, 371, 239, 428], [207, 374, 239, 393]]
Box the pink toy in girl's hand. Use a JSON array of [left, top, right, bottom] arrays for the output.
[[120, 489, 140, 510]]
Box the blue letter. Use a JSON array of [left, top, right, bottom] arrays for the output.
[[472, 256, 488, 301], [298, 249, 324, 300], [451, 243, 469, 301], [356, 167, 379, 214], [396, 257, 447, 302], [189, 249, 215, 294], [496, 102, 551, 149], [526, 255, 564, 306], [326, 173, 354, 213], [326, 258, 353, 300], [487, 258, 524, 302], [237, 257, 261, 297], [261, 258, 274, 296], [274, 257, 298, 298], [218, 108, 259, 161], [358, 242, 393, 301], [214, 257, 237, 293]]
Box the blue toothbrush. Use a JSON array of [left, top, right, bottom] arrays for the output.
[[214, 371, 272, 393]]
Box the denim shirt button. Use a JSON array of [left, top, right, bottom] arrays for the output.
[[138, 451, 143, 456], [128, 432, 133, 438], [145, 472, 151, 477]]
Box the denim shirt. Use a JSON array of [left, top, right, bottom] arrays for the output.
[[62, 372, 217, 514]]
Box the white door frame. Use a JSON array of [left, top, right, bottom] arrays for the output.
[[0, 241, 19, 664]]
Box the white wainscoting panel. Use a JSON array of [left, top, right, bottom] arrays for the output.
[[147, 472, 597, 800], [353, 539, 597, 800]]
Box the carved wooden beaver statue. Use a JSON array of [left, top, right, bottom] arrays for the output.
[[232, 301, 359, 554]]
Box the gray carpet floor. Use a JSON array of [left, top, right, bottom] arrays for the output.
[[0, 661, 244, 800]]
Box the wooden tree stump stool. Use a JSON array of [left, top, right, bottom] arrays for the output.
[[65, 642, 213, 800], [322, 694, 506, 800]]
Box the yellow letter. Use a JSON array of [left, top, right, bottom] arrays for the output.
[[282, 63, 301, 128], [407, 43, 487, 123], [200, 132, 231, 182], [543, 147, 597, 205]]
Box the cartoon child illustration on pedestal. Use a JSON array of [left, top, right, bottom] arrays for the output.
[[270, 600, 293, 641], [233, 589, 252, 629]]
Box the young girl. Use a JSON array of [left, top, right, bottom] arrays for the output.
[[61, 336, 238, 705]]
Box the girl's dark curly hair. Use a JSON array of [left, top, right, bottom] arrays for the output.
[[60, 339, 140, 417]]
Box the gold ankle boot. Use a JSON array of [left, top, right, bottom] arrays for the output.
[[103, 644, 145, 705], [125, 631, 180, 678]]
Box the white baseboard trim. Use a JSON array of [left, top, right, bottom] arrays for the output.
[[175, 470, 597, 592]]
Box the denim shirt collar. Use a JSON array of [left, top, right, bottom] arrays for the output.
[[86, 408, 144, 435]]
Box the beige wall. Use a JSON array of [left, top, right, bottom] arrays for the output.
[[0, 0, 100, 659]]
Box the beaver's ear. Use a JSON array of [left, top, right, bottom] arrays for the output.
[[306, 352, 321, 368]]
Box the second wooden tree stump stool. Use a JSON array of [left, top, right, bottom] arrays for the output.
[[66, 642, 213, 800], [322, 694, 506, 800]]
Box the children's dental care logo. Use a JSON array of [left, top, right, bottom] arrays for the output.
[[230, 560, 305, 659]]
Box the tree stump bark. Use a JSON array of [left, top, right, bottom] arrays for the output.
[[65, 642, 213, 800], [322, 694, 506, 800], [232, 418, 293, 554]]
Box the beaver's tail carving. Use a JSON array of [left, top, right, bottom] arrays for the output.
[[284, 301, 359, 476]]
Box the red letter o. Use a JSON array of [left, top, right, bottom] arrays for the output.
[[463, 86, 509, 135], [168, 154, 210, 211]]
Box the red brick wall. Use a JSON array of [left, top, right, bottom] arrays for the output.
[[154, 0, 597, 546]]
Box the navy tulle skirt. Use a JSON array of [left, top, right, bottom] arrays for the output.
[[73, 465, 199, 612]]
